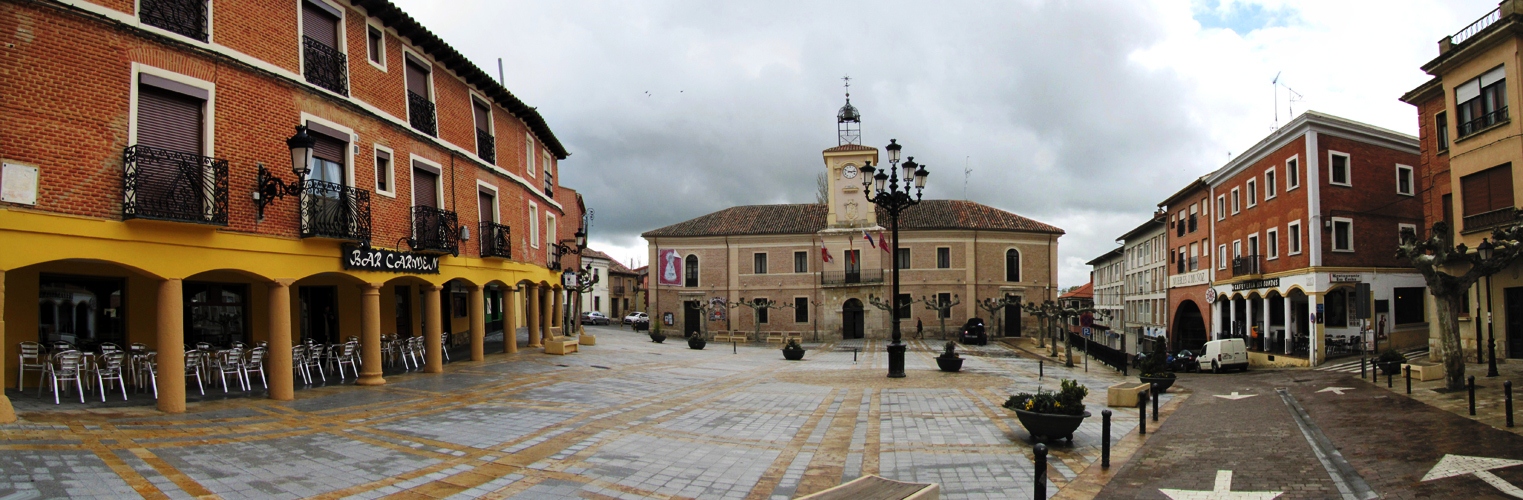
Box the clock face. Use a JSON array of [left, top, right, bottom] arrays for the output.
[[843, 165, 859, 179]]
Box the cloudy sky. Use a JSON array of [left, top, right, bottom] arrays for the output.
[[395, 0, 1492, 288]]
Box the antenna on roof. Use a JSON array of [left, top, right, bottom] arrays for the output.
[[963, 156, 971, 201], [497, 58, 505, 85], [1272, 72, 1304, 124], [1272, 71, 1281, 130]]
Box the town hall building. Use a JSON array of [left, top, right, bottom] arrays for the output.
[[642, 96, 1064, 341]]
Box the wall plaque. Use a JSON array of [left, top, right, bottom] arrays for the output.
[[342, 244, 440, 274], [1329, 273, 1361, 283], [1, 162, 38, 206]]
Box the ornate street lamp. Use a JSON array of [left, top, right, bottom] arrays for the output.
[[1479, 238, 1500, 377], [255, 125, 316, 219], [859, 139, 929, 378]]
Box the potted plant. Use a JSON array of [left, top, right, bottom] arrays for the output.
[[1377, 348, 1405, 375], [1003, 379, 1091, 443], [936, 341, 964, 372], [1137, 342, 1176, 394], [782, 338, 805, 360], [650, 322, 666, 343], [688, 334, 706, 350]]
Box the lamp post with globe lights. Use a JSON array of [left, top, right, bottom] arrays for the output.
[[1479, 238, 1500, 377], [859, 139, 928, 378]]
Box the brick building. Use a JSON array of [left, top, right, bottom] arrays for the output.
[[1161, 178, 1214, 352], [1402, 0, 1523, 364], [642, 98, 1063, 341], [0, 0, 584, 418]]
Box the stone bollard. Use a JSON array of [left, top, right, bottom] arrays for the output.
[[1506, 381, 1514, 428], [1033, 443, 1048, 500], [1469, 376, 1477, 416], [1405, 366, 1412, 395], [1139, 390, 1148, 436], [1152, 382, 1159, 422], [1101, 409, 1112, 469], [1039, 360, 1044, 379]]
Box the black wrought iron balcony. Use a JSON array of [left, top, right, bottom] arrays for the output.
[[1176, 260, 1185, 274], [408, 91, 437, 136], [1176, 222, 1185, 237], [1459, 107, 1509, 138], [612, 285, 626, 295], [1231, 254, 1261, 277], [1188, 214, 1197, 233], [821, 268, 884, 286], [544, 176, 554, 198], [1464, 206, 1518, 233], [476, 130, 495, 164], [122, 145, 228, 225], [411, 206, 459, 255], [139, 0, 208, 42], [299, 179, 370, 243], [302, 36, 348, 96], [479, 221, 511, 259], [1189, 256, 1199, 271]]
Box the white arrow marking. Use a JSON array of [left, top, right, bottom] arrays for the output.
[[1214, 392, 1258, 400], [1159, 470, 1283, 499], [1317, 386, 1356, 395], [1423, 454, 1523, 499]]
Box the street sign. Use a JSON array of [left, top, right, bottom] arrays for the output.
[[1081, 326, 1092, 337]]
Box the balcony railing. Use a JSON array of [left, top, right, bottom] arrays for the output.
[[302, 36, 348, 96], [122, 144, 228, 225], [1188, 214, 1197, 233], [1453, 7, 1502, 46], [139, 0, 207, 42], [410, 206, 459, 255], [821, 268, 884, 286], [1176, 222, 1184, 237], [479, 221, 511, 259], [1231, 254, 1261, 277], [1189, 256, 1199, 271], [612, 285, 626, 295], [476, 130, 495, 164], [1458, 107, 1509, 138], [1176, 260, 1185, 274], [408, 91, 437, 136], [1464, 206, 1518, 233], [299, 179, 370, 243], [544, 175, 554, 198]]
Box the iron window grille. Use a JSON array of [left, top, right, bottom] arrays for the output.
[[480, 221, 511, 259], [122, 144, 228, 225], [1231, 254, 1261, 277], [139, 0, 208, 42], [408, 91, 437, 136], [822, 269, 884, 285], [298, 179, 370, 243], [302, 36, 349, 96], [476, 130, 496, 164], [410, 205, 459, 255]]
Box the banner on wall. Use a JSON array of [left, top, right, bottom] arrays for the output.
[[658, 249, 682, 286]]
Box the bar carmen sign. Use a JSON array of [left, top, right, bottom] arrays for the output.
[[342, 244, 440, 274]]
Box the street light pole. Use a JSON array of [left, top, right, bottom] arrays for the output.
[[1480, 238, 1500, 378], [860, 139, 929, 379]]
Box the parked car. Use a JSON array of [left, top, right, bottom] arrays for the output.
[[1201, 339, 1249, 373], [1168, 349, 1201, 373], [959, 318, 987, 346], [623, 312, 649, 325], [580, 311, 610, 325]]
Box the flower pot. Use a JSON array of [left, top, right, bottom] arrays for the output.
[[1379, 361, 1403, 376], [782, 347, 805, 360], [688, 336, 706, 350], [1011, 409, 1091, 443], [650, 333, 666, 343], [936, 356, 963, 372], [1139, 375, 1176, 394]]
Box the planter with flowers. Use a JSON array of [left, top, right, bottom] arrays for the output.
[[1003, 379, 1091, 443]]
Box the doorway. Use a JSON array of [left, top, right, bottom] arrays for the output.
[[1004, 294, 1022, 337], [38, 274, 126, 350], [683, 300, 701, 337], [299, 286, 339, 344], [1173, 300, 1207, 351], [843, 298, 865, 339], [1506, 287, 1523, 359], [395, 285, 413, 337]]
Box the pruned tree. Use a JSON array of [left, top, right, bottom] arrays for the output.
[[686, 298, 728, 339], [729, 297, 794, 342], [1052, 302, 1095, 368], [1021, 300, 1057, 350], [1396, 221, 1523, 390], [977, 296, 1018, 341], [919, 294, 961, 340]]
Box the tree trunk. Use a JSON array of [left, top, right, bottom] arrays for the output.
[[1435, 291, 1467, 390], [1064, 324, 1074, 367]]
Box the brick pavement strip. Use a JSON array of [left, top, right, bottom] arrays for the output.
[[2, 327, 1149, 499]]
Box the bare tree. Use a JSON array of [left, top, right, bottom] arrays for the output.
[[816, 172, 829, 204], [1396, 221, 1523, 390], [977, 296, 1018, 341], [919, 294, 961, 339], [729, 298, 794, 342]]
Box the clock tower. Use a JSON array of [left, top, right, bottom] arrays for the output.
[[823, 83, 878, 229]]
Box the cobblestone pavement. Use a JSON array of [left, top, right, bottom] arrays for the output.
[[1, 328, 1150, 499], [1100, 369, 1523, 499]]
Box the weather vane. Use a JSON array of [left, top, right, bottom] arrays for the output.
[[842, 75, 850, 98]]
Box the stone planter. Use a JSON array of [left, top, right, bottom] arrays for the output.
[[688, 336, 706, 350], [1011, 409, 1091, 443], [1379, 361, 1403, 376], [782, 347, 805, 361], [650, 333, 666, 343], [936, 356, 963, 372], [1139, 375, 1176, 394]]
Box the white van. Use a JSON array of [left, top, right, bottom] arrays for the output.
[[1202, 338, 1249, 373]]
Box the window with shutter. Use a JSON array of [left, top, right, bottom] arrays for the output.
[[1462, 164, 1515, 216], [137, 86, 203, 154], [412, 166, 438, 208], [301, 1, 339, 48], [478, 189, 495, 223]]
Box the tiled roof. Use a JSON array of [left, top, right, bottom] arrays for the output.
[[581, 249, 614, 262], [823, 144, 877, 153], [609, 260, 637, 275], [1060, 282, 1093, 300], [642, 200, 1064, 238]]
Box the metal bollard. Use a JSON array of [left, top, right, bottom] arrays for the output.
[[1152, 383, 1159, 422], [1361, 357, 1367, 379], [1033, 443, 1048, 500], [1101, 409, 1112, 468], [1469, 376, 1477, 416], [1506, 381, 1514, 428], [853, 348, 857, 362], [1388, 369, 1393, 388], [1139, 391, 1148, 436], [1039, 360, 1044, 379], [1405, 366, 1412, 395], [734, 341, 738, 354]]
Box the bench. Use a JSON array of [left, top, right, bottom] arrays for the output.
[[1403, 362, 1443, 381], [711, 331, 735, 343], [766, 332, 786, 346], [797, 475, 939, 500], [1107, 382, 1151, 407], [578, 333, 596, 346], [544, 335, 579, 355], [785, 332, 804, 344]]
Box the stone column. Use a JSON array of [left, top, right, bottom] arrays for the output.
[[357, 283, 386, 385], [541, 286, 553, 340], [552, 286, 564, 328], [1228, 298, 1237, 339], [267, 280, 295, 400], [157, 278, 186, 414], [423, 284, 443, 373], [1283, 295, 1293, 355], [526, 283, 542, 347], [469, 284, 485, 361], [0, 270, 14, 423], [1246, 298, 1256, 349], [504, 286, 518, 353]]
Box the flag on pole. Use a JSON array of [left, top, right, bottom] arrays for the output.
[[863, 231, 876, 249], [878, 231, 891, 253], [821, 246, 834, 263]]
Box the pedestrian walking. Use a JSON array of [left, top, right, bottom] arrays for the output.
[[916, 319, 923, 340]]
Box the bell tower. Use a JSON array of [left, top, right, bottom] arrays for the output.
[[823, 77, 877, 228], [837, 76, 861, 146]]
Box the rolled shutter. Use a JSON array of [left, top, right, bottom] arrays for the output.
[[405, 60, 429, 96], [311, 131, 346, 165], [412, 167, 438, 208], [302, 1, 340, 48], [1491, 164, 1514, 211], [473, 100, 491, 132], [478, 191, 494, 223], [137, 86, 203, 154], [1462, 170, 1490, 216]]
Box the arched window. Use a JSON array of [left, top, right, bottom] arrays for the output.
[[1005, 249, 1020, 282], [685, 255, 699, 287]]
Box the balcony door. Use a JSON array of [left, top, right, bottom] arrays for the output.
[[134, 76, 207, 219], [305, 128, 349, 235], [842, 298, 864, 339], [413, 165, 438, 208]]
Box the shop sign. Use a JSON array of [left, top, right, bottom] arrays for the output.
[[1205, 287, 1218, 304], [1169, 269, 1210, 288], [1231, 278, 1279, 291], [342, 245, 440, 274], [1330, 273, 1361, 283]]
